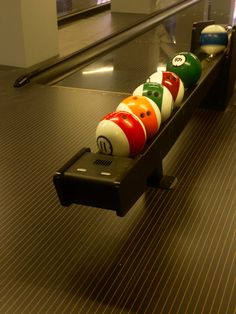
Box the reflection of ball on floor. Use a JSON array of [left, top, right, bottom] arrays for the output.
[[166, 52, 202, 88], [148, 71, 184, 107], [200, 24, 228, 56], [116, 95, 161, 140], [96, 111, 146, 157], [133, 82, 173, 122]]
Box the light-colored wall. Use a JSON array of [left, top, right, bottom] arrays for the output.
[[0, 0, 59, 68]]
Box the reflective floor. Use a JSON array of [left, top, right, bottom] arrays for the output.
[[58, 21, 179, 92], [57, 0, 110, 17], [57, 3, 205, 92], [58, 10, 146, 57], [57, 0, 236, 91], [57, 0, 194, 57], [56, 0, 188, 17], [57, 0, 236, 57]]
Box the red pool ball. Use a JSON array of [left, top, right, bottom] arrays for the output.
[[166, 52, 202, 88], [96, 111, 146, 157], [148, 71, 184, 107], [116, 95, 161, 140]]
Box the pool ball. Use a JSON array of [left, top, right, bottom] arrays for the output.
[[148, 71, 184, 107], [133, 82, 173, 122], [116, 95, 161, 140], [200, 24, 228, 55], [96, 111, 146, 157], [166, 52, 202, 88]]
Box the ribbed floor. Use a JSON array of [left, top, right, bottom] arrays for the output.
[[0, 80, 235, 313]]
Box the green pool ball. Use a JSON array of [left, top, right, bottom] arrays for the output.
[[166, 52, 202, 88]]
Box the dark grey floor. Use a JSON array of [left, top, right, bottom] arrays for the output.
[[0, 1, 236, 313], [0, 64, 235, 313]]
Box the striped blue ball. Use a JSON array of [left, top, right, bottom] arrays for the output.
[[200, 24, 228, 55]]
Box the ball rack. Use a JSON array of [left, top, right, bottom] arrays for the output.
[[53, 21, 236, 217]]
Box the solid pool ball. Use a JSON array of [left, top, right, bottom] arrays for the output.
[[148, 71, 184, 107], [116, 95, 161, 140], [133, 82, 173, 122], [96, 111, 146, 157], [166, 52, 202, 88], [200, 24, 228, 55]]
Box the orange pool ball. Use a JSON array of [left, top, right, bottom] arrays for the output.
[[116, 95, 161, 140]]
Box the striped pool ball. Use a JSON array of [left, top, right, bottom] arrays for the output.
[[133, 82, 173, 122], [148, 71, 184, 107], [96, 111, 146, 157], [116, 95, 161, 140], [166, 52, 202, 88], [200, 24, 228, 55]]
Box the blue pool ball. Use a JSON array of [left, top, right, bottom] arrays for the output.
[[200, 24, 228, 56]]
